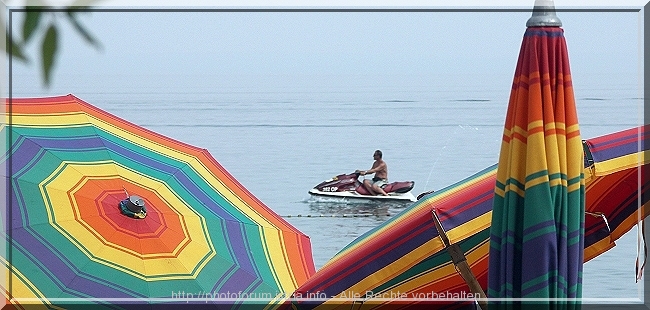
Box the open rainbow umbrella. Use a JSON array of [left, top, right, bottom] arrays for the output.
[[488, 1, 584, 305], [290, 125, 648, 310], [3, 94, 315, 308]]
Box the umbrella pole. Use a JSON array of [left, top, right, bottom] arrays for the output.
[[431, 210, 488, 310]]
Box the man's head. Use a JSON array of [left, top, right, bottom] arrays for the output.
[[374, 150, 382, 159]]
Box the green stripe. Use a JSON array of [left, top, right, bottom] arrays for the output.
[[338, 164, 498, 255], [7, 125, 286, 295], [10, 125, 258, 224], [373, 228, 490, 294]]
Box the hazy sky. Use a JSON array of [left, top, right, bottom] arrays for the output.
[[6, 5, 643, 95]]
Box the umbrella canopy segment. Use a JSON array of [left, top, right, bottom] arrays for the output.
[[3, 95, 315, 306], [292, 165, 497, 309], [583, 126, 650, 262], [290, 126, 648, 309], [488, 25, 584, 301]]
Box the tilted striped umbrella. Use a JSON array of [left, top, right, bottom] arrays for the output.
[[3, 95, 315, 308], [582, 126, 650, 268], [488, 2, 584, 305], [289, 126, 648, 310], [292, 165, 496, 309]]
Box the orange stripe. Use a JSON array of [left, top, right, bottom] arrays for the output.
[[583, 238, 615, 262], [72, 178, 188, 257]]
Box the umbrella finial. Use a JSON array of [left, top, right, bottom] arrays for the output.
[[526, 0, 562, 27], [119, 195, 147, 219]]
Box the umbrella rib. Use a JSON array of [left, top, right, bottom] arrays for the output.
[[430, 210, 487, 309]]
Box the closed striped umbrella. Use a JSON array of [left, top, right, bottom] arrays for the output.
[[3, 95, 315, 308], [488, 2, 584, 306]]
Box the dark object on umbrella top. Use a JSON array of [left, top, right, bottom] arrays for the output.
[[120, 195, 147, 219]]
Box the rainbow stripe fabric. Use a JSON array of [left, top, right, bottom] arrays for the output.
[[583, 126, 650, 262], [3, 95, 315, 307], [293, 165, 497, 309], [488, 26, 584, 303], [291, 126, 648, 309]]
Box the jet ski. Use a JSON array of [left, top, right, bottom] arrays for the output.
[[309, 172, 416, 202]]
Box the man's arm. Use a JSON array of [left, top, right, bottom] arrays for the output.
[[362, 162, 385, 175]]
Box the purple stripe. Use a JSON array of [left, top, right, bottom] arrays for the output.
[[7, 129, 261, 293], [523, 28, 564, 38], [10, 132, 240, 222], [522, 220, 559, 236], [439, 190, 493, 231], [217, 268, 262, 294], [588, 127, 646, 150], [24, 134, 108, 149], [491, 229, 583, 297], [583, 220, 610, 249], [215, 221, 259, 292], [608, 193, 645, 229], [488, 235, 520, 297], [304, 167, 500, 294], [523, 233, 559, 286], [301, 219, 437, 296], [520, 230, 582, 286], [213, 263, 238, 292], [9, 140, 53, 231], [206, 219, 263, 294], [11, 227, 145, 298], [587, 129, 648, 163], [8, 136, 48, 177]]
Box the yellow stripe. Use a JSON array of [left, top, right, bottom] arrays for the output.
[[12, 112, 298, 290], [385, 239, 488, 294], [327, 170, 494, 265], [323, 238, 446, 303], [527, 175, 551, 188], [3, 258, 53, 309], [498, 125, 583, 192], [525, 131, 551, 176], [528, 120, 545, 132], [11, 113, 278, 228], [494, 186, 505, 198], [324, 238, 489, 310], [446, 211, 492, 245], [496, 137, 529, 185], [41, 162, 215, 280], [504, 182, 525, 198], [566, 123, 580, 135], [567, 177, 584, 193], [546, 122, 564, 131], [611, 204, 648, 241], [593, 150, 649, 176], [583, 237, 614, 262], [259, 226, 296, 291]]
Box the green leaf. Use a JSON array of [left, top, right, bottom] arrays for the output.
[[22, 10, 41, 43], [41, 25, 58, 86], [9, 36, 28, 62], [66, 10, 102, 50], [3, 20, 28, 62]]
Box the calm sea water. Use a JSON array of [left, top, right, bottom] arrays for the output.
[[12, 72, 643, 301]]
